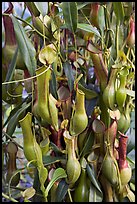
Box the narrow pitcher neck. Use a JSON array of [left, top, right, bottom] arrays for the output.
[[19, 112, 34, 143], [36, 66, 51, 104], [108, 68, 118, 86], [67, 138, 76, 160], [8, 153, 17, 171], [75, 89, 85, 114]]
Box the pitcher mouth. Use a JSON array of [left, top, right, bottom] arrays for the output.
[[19, 112, 32, 124], [77, 88, 85, 95], [35, 65, 50, 76]]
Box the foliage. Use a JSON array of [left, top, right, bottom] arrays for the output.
[[2, 2, 135, 202]]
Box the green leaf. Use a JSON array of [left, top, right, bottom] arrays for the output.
[[50, 142, 65, 155], [50, 69, 58, 100], [34, 2, 48, 17], [3, 100, 25, 127], [38, 166, 48, 194], [62, 2, 78, 33], [63, 61, 74, 92], [86, 164, 102, 194], [33, 169, 44, 202], [113, 2, 124, 24], [45, 168, 67, 197], [78, 83, 98, 100], [8, 169, 22, 198], [55, 179, 69, 202], [77, 23, 101, 38], [80, 131, 95, 158], [89, 183, 103, 202], [57, 2, 90, 17], [5, 47, 18, 82], [6, 102, 31, 136], [11, 15, 36, 76], [43, 155, 66, 166], [98, 6, 105, 32], [25, 2, 40, 17]]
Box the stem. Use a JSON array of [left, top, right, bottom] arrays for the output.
[[121, 39, 127, 51], [74, 34, 78, 80], [68, 189, 73, 202], [2, 66, 50, 85], [21, 4, 26, 19], [2, 13, 53, 43], [31, 79, 34, 113], [65, 29, 68, 60], [104, 5, 109, 30], [80, 9, 96, 29], [116, 22, 120, 59], [126, 47, 131, 59], [131, 48, 135, 62], [2, 131, 23, 150], [2, 192, 18, 202], [42, 16, 46, 46], [5, 185, 26, 191]]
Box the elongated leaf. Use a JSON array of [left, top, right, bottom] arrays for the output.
[[80, 131, 95, 158], [6, 102, 31, 136], [62, 2, 78, 33], [77, 23, 101, 38], [57, 2, 90, 17], [33, 169, 44, 202], [63, 62, 74, 92], [3, 99, 26, 127], [55, 179, 69, 202], [11, 15, 36, 76], [34, 2, 48, 17], [78, 83, 98, 100], [38, 166, 48, 194], [98, 6, 105, 32], [25, 2, 40, 17], [43, 155, 66, 166], [50, 142, 65, 155], [45, 168, 67, 197], [89, 183, 103, 202], [113, 2, 124, 24], [86, 164, 102, 194], [50, 69, 58, 100], [5, 47, 18, 82]]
